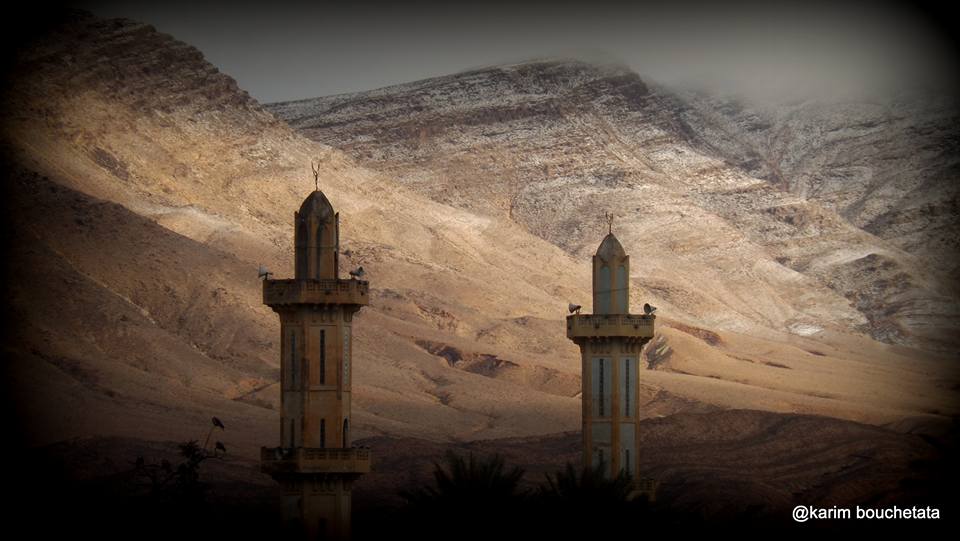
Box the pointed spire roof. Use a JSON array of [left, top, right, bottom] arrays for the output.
[[595, 233, 626, 261], [298, 190, 335, 220]]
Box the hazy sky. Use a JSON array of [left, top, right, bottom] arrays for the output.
[[78, 0, 957, 103]]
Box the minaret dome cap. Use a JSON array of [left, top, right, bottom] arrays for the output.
[[299, 190, 335, 220], [596, 233, 626, 261]]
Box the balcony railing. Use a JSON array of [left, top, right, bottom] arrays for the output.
[[261, 446, 372, 474], [263, 279, 369, 307], [566, 313, 655, 339]]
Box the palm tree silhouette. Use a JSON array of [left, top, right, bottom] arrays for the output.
[[402, 450, 525, 506], [399, 451, 527, 537], [534, 461, 649, 536]]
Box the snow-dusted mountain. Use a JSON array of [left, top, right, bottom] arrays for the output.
[[268, 60, 959, 353]]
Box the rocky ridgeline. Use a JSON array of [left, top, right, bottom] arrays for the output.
[[268, 60, 959, 352], [10, 12, 260, 116], [668, 89, 960, 276], [3, 10, 305, 237]]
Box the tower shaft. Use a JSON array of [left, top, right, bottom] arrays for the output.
[[568, 319, 652, 476], [262, 190, 370, 540], [567, 233, 654, 479]]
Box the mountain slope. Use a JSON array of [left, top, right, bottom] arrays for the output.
[[2, 13, 591, 448], [267, 60, 959, 353], [2, 14, 956, 460], [667, 89, 960, 275]]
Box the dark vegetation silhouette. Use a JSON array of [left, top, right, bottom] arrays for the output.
[[400, 450, 526, 506], [12, 415, 282, 541], [535, 461, 652, 535], [115, 416, 273, 540], [373, 451, 666, 540], [16, 423, 956, 539], [130, 416, 228, 509], [395, 451, 527, 539]]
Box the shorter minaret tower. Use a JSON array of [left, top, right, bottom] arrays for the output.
[[566, 225, 655, 481], [261, 190, 370, 540]]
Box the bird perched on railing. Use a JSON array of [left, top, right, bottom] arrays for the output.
[[568, 303, 582, 315], [349, 266, 365, 280], [643, 303, 657, 315]]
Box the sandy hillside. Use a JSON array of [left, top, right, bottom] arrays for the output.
[[1, 12, 957, 463]]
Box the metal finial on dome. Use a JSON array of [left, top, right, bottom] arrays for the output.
[[604, 211, 615, 234], [311, 160, 320, 191]]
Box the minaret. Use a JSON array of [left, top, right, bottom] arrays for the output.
[[566, 229, 655, 481], [261, 190, 370, 540]]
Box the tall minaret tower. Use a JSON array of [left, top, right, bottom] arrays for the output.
[[261, 190, 370, 540], [566, 229, 655, 480]]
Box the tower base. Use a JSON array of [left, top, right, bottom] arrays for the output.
[[630, 477, 659, 503], [262, 447, 371, 540], [274, 473, 357, 540]]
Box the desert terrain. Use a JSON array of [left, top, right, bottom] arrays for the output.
[[1, 10, 957, 532]]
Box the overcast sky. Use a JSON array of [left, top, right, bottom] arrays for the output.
[[78, 0, 957, 104]]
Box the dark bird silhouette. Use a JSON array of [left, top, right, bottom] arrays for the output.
[[212, 416, 225, 429], [349, 266, 365, 279], [643, 303, 657, 315], [568, 303, 582, 315]]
